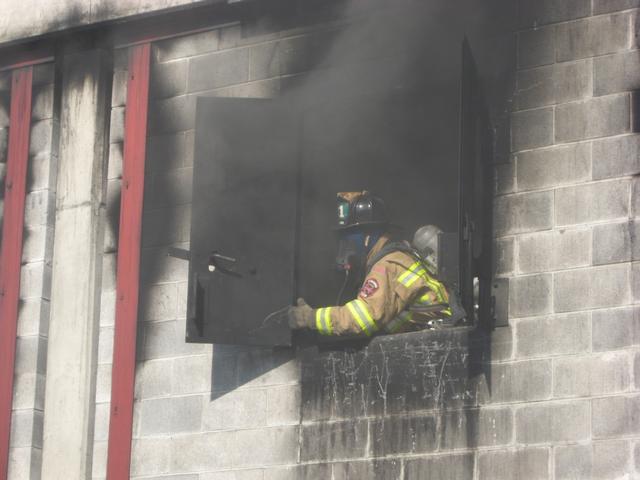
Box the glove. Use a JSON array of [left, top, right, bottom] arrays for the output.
[[287, 298, 315, 330]]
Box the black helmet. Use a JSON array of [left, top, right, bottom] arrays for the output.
[[335, 191, 390, 231]]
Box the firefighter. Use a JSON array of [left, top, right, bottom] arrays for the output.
[[287, 191, 464, 336]]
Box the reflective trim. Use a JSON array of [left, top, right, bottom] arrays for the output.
[[386, 311, 412, 333], [400, 262, 453, 317], [398, 261, 427, 287], [346, 299, 378, 336], [315, 307, 333, 335]]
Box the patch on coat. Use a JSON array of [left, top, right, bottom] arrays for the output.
[[359, 278, 380, 298]]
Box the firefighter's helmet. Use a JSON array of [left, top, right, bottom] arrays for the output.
[[335, 191, 390, 231]]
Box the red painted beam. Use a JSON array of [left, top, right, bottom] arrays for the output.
[[106, 43, 151, 480], [0, 67, 33, 480]]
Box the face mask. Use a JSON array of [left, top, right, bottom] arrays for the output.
[[335, 231, 381, 271]]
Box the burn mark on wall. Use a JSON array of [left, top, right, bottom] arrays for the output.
[[299, 327, 494, 459]]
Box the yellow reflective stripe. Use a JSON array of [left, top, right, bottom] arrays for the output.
[[386, 311, 412, 333], [398, 262, 427, 287], [346, 299, 378, 336], [315, 307, 333, 335]]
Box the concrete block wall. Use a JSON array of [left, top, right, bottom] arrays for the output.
[[2, 63, 57, 480], [492, 0, 640, 477]]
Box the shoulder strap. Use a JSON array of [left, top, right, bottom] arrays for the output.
[[366, 241, 421, 274]]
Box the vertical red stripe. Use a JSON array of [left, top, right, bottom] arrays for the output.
[[106, 44, 151, 480], [0, 67, 33, 480]]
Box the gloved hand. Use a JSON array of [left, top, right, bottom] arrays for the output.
[[287, 298, 315, 330]]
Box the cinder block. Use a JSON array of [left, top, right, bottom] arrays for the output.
[[139, 395, 203, 435], [495, 237, 514, 275], [555, 179, 630, 226], [592, 306, 640, 351], [266, 384, 301, 426], [97, 326, 114, 365], [150, 60, 187, 100], [509, 274, 552, 318], [515, 60, 591, 110], [479, 448, 549, 480], [490, 326, 515, 362], [142, 320, 180, 360], [22, 262, 51, 302], [486, 360, 552, 403], [515, 313, 590, 358], [554, 444, 592, 480], [93, 402, 110, 442], [555, 95, 631, 143], [29, 119, 53, 157], [518, 27, 556, 69], [100, 290, 116, 327], [593, 440, 631, 478], [107, 141, 123, 180], [634, 262, 640, 303], [10, 410, 43, 448], [21, 225, 48, 265], [553, 352, 629, 398], [511, 107, 554, 152], [404, 454, 475, 480], [171, 354, 213, 395], [12, 372, 45, 411], [188, 49, 250, 93], [111, 69, 128, 108], [634, 352, 640, 389], [18, 297, 49, 337], [101, 252, 117, 293], [518, 228, 591, 274], [208, 78, 280, 99], [370, 415, 437, 456], [495, 162, 515, 195], [593, 134, 640, 180], [130, 437, 172, 477], [440, 408, 513, 449], [109, 106, 125, 144], [28, 151, 57, 192], [147, 167, 193, 208], [146, 132, 191, 172], [593, 221, 640, 265], [134, 358, 173, 399], [155, 29, 220, 63], [236, 348, 299, 389], [140, 247, 189, 285], [516, 143, 591, 192], [92, 441, 107, 479], [7, 446, 39, 480], [593, 395, 640, 438], [595, 51, 640, 97], [139, 282, 178, 322], [594, 0, 640, 13], [333, 460, 401, 480], [31, 83, 54, 121], [300, 420, 368, 461], [518, 0, 591, 28], [142, 205, 191, 248], [95, 363, 112, 404], [148, 95, 196, 135], [24, 189, 54, 227], [233, 426, 299, 468], [494, 191, 553, 236], [202, 388, 267, 431], [177, 281, 188, 320], [516, 401, 590, 443], [554, 264, 630, 312], [556, 13, 631, 62]]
